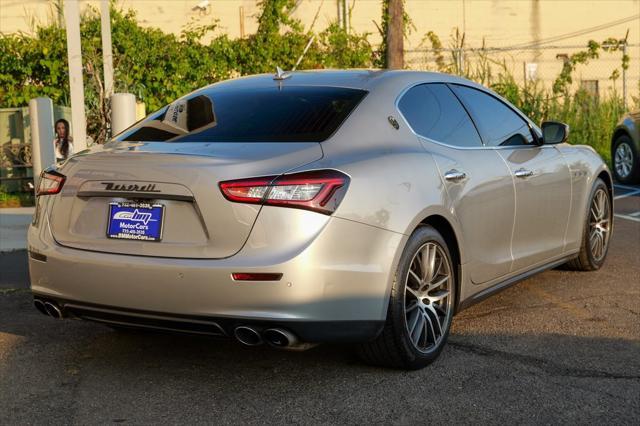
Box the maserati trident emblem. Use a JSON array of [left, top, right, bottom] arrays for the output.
[[101, 182, 162, 193]]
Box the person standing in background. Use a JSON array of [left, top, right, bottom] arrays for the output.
[[53, 118, 73, 162]]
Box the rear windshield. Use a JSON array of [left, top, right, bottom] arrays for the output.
[[117, 86, 367, 143]]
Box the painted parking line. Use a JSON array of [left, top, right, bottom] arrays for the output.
[[615, 213, 640, 223], [614, 188, 640, 200], [614, 184, 640, 192], [613, 185, 640, 222], [613, 184, 640, 200]]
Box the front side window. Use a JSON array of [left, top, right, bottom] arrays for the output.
[[116, 86, 367, 143], [398, 83, 482, 148], [450, 85, 535, 147]]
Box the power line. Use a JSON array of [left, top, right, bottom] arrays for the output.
[[406, 43, 640, 54], [506, 14, 639, 50]]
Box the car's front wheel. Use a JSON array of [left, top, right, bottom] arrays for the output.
[[566, 178, 612, 271], [358, 226, 456, 369], [612, 134, 640, 184]]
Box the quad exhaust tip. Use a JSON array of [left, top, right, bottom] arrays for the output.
[[263, 328, 298, 348], [234, 326, 264, 346], [33, 299, 48, 316], [43, 301, 64, 319]]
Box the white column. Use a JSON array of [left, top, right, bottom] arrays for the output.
[[64, 0, 87, 151], [100, 0, 114, 99], [111, 93, 137, 135], [29, 98, 56, 183]]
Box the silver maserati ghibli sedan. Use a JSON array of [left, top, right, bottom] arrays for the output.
[[29, 70, 613, 369]]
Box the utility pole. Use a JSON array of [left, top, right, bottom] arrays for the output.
[[386, 0, 404, 69], [100, 0, 114, 99], [337, 0, 349, 32], [63, 0, 87, 151]]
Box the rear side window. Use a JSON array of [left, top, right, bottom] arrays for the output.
[[398, 83, 482, 148], [450, 85, 534, 147], [118, 86, 367, 143]]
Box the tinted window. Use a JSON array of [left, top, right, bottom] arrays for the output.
[[398, 83, 482, 148], [118, 86, 367, 143], [450, 85, 534, 147]]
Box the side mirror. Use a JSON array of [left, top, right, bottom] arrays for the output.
[[541, 121, 569, 144]]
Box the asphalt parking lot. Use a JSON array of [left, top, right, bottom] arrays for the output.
[[1, 185, 638, 424]]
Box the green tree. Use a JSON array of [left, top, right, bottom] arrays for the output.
[[0, 0, 373, 143]]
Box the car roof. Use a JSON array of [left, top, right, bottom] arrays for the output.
[[200, 69, 480, 92]]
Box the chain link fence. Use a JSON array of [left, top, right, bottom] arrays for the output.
[[405, 43, 640, 107]]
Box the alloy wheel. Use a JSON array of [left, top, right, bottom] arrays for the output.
[[614, 142, 633, 179], [404, 242, 453, 353], [589, 188, 611, 261]]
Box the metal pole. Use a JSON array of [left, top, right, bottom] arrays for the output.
[[239, 6, 245, 38], [100, 0, 114, 99], [462, 0, 466, 36], [344, 0, 350, 33], [344, 0, 349, 32], [63, 0, 88, 151], [111, 93, 137, 135], [622, 42, 627, 109], [29, 98, 56, 184]]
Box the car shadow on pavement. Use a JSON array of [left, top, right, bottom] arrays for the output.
[[1, 291, 639, 424]]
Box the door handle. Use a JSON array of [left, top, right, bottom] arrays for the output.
[[514, 168, 534, 178], [444, 169, 467, 182]]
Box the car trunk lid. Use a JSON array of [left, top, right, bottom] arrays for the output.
[[48, 141, 323, 258]]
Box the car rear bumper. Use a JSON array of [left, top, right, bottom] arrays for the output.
[[28, 206, 405, 342], [30, 293, 384, 343]]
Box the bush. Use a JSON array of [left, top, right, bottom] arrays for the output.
[[492, 72, 624, 165], [0, 185, 34, 207], [422, 31, 635, 164]]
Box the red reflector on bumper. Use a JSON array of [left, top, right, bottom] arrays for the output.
[[231, 273, 283, 281]]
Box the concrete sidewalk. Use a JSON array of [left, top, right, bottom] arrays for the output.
[[0, 207, 34, 252]]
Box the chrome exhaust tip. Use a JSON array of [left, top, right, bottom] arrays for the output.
[[33, 299, 48, 316], [233, 326, 263, 346], [263, 328, 298, 348], [44, 301, 63, 319]]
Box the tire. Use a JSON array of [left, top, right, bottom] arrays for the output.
[[358, 226, 456, 370], [566, 178, 612, 271], [612, 134, 640, 184]]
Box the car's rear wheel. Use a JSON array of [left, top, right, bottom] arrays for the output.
[[566, 178, 612, 271], [612, 135, 640, 184], [358, 226, 455, 369]]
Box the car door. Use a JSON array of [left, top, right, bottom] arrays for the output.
[[450, 84, 572, 272], [397, 83, 515, 284]]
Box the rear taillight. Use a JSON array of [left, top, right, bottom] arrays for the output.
[[37, 170, 66, 196], [220, 170, 349, 215]]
